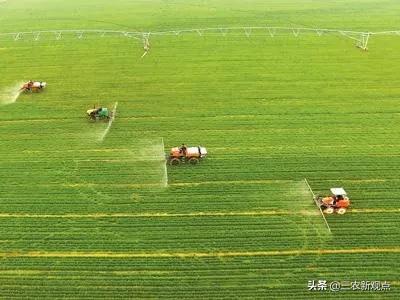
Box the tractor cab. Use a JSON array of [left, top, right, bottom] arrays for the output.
[[97, 107, 109, 118], [330, 187, 350, 207], [331, 188, 347, 200]]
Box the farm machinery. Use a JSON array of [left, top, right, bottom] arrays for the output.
[[169, 144, 207, 165], [20, 81, 47, 93], [316, 187, 351, 214], [86, 106, 112, 121]]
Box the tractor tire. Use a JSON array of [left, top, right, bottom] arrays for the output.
[[188, 157, 199, 165], [323, 207, 334, 214], [169, 158, 180, 166], [336, 208, 347, 215]]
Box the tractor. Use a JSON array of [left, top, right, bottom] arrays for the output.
[[20, 81, 47, 93], [86, 106, 111, 121], [316, 188, 350, 214], [169, 144, 207, 165]]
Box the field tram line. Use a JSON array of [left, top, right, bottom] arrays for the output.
[[0, 248, 400, 259], [60, 178, 400, 188], [0, 208, 397, 219]]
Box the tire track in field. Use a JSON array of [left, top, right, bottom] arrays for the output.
[[0, 211, 319, 218], [60, 177, 395, 188], [61, 180, 294, 188], [15, 145, 400, 154], [0, 208, 397, 218], [2, 111, 399, 124], [0, 270, 172, 276], [1, 248, 399, 258], [351, 208, 400, 213]]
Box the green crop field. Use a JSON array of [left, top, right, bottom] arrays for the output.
[[0, 0, 399, 298]]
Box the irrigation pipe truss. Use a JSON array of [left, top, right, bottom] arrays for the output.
[[1, 26, 400, 52]]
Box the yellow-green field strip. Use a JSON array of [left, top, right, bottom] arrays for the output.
[[0, 248, 399, 258], [0, 208, 397, 218]]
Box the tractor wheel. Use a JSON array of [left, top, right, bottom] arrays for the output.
[[169, 158, 180, 166], [189, 157, 199, 165], [323, 207, 334, 214], [336, 208, 347, 215]]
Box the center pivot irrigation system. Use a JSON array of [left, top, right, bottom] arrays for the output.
[[1, 26, 400, 53]]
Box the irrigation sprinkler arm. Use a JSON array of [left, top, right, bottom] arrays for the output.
[[143, 33, 150, 49], [304, 178, 332, 233], [161, 137, 168, 187], [363, 33, 370, 50], [141, 33, 150, 58]]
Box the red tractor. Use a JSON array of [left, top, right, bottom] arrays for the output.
[[316, 188, 351, 214], [169, 144, 207, 165], [20, 81, 47, 93]]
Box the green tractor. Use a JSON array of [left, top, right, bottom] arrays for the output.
[[86, 107, 111, 121]]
